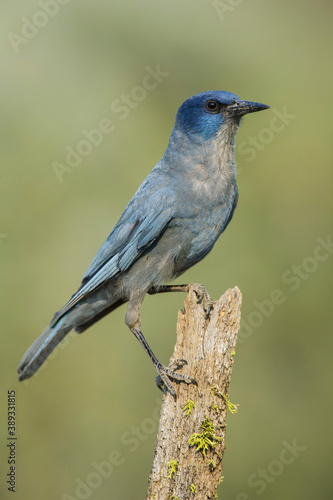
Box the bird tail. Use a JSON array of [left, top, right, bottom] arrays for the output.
[[17, 316, 72, 381]]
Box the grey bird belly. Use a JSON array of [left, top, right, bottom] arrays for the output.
[[119, 209, 225, 296], [119, 228, 183, 295], [117, 172, 238, 299]]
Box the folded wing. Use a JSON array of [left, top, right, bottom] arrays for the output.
[[50, 190, 176, 326]]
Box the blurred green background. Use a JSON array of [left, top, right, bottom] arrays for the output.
[[1, 0, 332, 498]]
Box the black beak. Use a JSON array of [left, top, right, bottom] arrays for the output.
[[226, 100, 270, 117]]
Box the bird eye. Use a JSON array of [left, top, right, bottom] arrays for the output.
[[204, 100, 219, 113]]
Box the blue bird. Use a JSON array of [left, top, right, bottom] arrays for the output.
[[18, 91, 269, 397]]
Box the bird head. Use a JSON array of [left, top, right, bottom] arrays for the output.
[[174, 91, 269, 143]]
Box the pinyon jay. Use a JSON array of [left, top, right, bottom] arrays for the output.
[[18, 90, 269, 397]]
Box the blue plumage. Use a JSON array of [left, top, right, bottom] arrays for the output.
[[18, 90, 269, 397]]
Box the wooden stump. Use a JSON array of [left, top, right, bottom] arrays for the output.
[[146, 286, 242, 500]]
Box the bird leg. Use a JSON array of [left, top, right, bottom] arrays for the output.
[[148, 283, 213, 318], [148, 284, 191, 294], [126, 294, 196, 399], [130, 327, 196, 399]]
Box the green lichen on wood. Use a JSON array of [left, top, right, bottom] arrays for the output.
[[183, 399, 195, 418], [188, 417, 222, 456], [208, 458, 217, 470], [167, 460, 179, 478], [210, 385, 238, 414], [211, 403, 219, 414]]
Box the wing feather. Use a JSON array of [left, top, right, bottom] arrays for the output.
[[50, 190, 175, 326]]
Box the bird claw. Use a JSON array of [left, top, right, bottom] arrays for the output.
[[191, 284, 213, 318], [155, 359, 197, 399]]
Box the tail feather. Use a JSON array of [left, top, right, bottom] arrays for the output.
[[18, 285, 121, 381], [17, 317, 71, 381], [75, 298, 126, 333]]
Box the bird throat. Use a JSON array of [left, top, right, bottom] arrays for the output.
[[212, 120, 239, 181]]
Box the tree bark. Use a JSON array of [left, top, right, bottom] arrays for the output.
[[146, 286, 242, 500]]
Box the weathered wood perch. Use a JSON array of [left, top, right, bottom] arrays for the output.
[[146, 286, 242, 500]]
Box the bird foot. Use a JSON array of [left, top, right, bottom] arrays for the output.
[[190, 283, 213, 318], [155, 359, 197, 399]]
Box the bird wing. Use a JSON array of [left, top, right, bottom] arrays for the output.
[[50, 189, 175, 326]]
